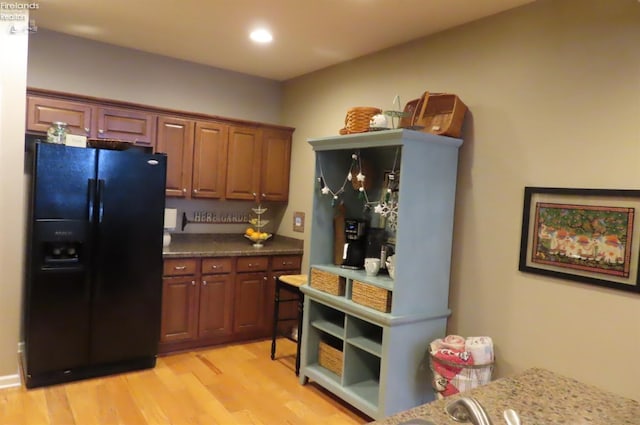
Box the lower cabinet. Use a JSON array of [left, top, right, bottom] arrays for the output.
[[234, 256, 269, 337], [160, 276, 198, 343], [159, 254, 302, 354]]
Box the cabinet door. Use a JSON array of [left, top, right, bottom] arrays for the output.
[[225, 126, 261, 200], [260, 128, 292, 202], [157, 116, 194, 198], [26, 96, 94, 136], [160, 277, 198, 343], [97, 107, 156, 147], [192, 121, 228, 199], [233, 272, 268, 334], [198, 274, 234, 339]]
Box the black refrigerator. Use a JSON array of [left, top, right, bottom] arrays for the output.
[[23, 142, 167, 388]]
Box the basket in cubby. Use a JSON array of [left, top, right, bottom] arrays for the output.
[[310, 269, 346, 296], [318, 341, 343, 376], [351, 280, 392, 313]]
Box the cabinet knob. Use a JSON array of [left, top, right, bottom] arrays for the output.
[[182, 188, 187, 193], [262, 193, 266, 198], [263, 276, 268, 281], [98, 129, 105, 134], [174, 265, 186, 270], [202, 281, 207, 286], [84, 127, 90, 134], [193, 189, 198, 193], [191, 280, 196, 286], [211, 265, 218, 269], [252, 192, 257, 198]]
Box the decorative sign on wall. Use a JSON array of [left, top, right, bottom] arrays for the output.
[[192, 210, 249, 223]]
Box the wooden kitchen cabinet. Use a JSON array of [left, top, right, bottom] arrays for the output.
[[27, 96, 94, 136], [225, 126, 262, 201], [233, 256, 269, 336], [156, 116, 194, 198], [26, 95, 156, 147], [160, 276, 198, 343], [191, 121, 228, 199], [260, 128, 292, 202], [198, 258, 234, 339], [225, 126, 293, 202], [96, 106, 156, 146], [157, 117, 230, 199], [26, 88, 294, 202], [160, 254, 304, 354]]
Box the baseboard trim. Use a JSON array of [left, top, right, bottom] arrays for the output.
[[0, 373, 21, 389]]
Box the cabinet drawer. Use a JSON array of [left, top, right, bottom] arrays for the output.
[[236, 256, 268, 272], [202, 257, 233, 274], [271, 255, 302, 271], [163, 258, 198, 276]]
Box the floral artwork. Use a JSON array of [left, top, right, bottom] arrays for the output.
[[519, 187, 640, 294], [532, 203, 633, 277]]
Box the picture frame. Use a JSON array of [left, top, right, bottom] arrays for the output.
[[519, 187, 640, 293]]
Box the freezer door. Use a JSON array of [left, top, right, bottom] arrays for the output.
[[24, 268, 91, 376], [32, 143, 97, 220], [90, 149, 167, 364]]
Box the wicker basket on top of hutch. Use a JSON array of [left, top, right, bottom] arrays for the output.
[[299, 129, 463, 420]]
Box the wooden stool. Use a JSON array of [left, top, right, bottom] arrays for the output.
[[270, 274, 306, 375]]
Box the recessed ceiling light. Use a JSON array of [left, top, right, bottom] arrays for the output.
[[250, 28, 273, 44]]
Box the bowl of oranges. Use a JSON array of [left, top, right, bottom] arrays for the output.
[[244, 228, 272, 247]]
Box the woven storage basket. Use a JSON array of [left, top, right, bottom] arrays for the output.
[[340, 106, 382, 135], [414, 93, 467, 138], [310, 269, 346, 296], [318, 341, 343, 376], [351, 280, 392, 313], [398, 98, 422, 129]]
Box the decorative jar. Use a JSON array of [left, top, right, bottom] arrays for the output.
[[47, 121, 68, 144]]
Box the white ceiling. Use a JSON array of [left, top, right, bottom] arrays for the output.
[[31, 0, 535, 81]]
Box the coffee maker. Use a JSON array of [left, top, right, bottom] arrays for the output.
[[341, 218, 367, 269]]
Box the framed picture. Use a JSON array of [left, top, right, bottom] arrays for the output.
[[519, 187, 640, 293]]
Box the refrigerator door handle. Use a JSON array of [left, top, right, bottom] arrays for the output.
[[97, 179, 105, 223], [88, 178, 96, 222]]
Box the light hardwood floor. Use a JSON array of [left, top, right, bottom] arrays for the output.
[[1, 339, 371, 425]]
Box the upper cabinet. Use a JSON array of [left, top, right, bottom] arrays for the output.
[[25, 88, 295, 201], [225, 126, 293, 202], [225, 126, 262, 201], [260, 128, 292, 202], [192, 121, 229, 199], [27, 94, 156, 147], [27, 96, 93, 136], [96, 107, 156, 147], [156, 116, 194, 198]]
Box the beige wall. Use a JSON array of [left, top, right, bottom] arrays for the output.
[[281, 0, 640, 400], [0, 10, 29, 387], [27, 29, 284, 124]]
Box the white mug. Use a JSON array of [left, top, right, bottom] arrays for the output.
[[364, 258, 381, 276]]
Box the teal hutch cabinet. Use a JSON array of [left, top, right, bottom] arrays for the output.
[[299, 129, 463, 419]]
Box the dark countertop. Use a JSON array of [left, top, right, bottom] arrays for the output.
[[162, 233, 304, 258], [370, 368, 640, 424]]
